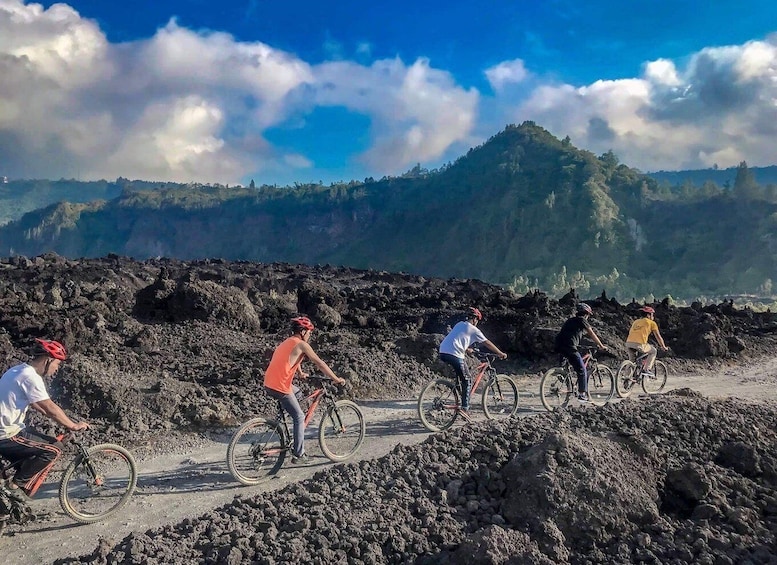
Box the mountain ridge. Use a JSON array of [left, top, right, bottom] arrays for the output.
[[2, 122, 776, 300]]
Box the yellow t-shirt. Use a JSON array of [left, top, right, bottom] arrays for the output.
[[626, 318, 658, 344]]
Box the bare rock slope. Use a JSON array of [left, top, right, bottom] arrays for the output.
[[2, 254, 777, 563], [1, 253, 774, 445], [58, 393, 777, 564]]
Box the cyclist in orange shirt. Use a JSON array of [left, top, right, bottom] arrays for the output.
[[625, 306, 668, 372], [263, 317, 345, 465]]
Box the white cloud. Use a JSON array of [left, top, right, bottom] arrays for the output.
[[485, 59, 529, 92], [312, 57, 478, 171], [0, 1, 476, 183], [497, 36, 777, 171], [5, 0, 777, 186]]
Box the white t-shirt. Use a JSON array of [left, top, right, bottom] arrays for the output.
[[0, 363, 50, 439], [439, 321, 487, 358]]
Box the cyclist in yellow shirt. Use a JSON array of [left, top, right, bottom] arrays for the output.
[[625, 306, 668, 372]]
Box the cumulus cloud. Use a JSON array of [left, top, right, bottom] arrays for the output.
[[485, 59, 529, 92], [501, 36, 777, 171], [0, 0, 476, 183]]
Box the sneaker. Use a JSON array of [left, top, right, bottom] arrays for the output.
[[291, 453, 310, 465], [1, 482, 29, 503], [457, 408, 473, 423], [577, 394, 590, 403]]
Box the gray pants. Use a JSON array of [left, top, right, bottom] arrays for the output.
[[264, 386, 305, 457]]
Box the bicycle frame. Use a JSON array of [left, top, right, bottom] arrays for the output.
[[466, 353, 499, 393], [560, 350, 595, 377], [274, 382, 334, 441]]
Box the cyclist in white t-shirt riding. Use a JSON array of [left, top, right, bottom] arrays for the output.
[[0, 339, 88, 499], [438, 307, 508, 421]]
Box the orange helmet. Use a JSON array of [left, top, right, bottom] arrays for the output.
[[33, 338, 68, 360], [468, 307, 483, 321], [640, 306, 655, 315]]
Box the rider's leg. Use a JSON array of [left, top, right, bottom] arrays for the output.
[[626, 342, 650, 367], [565, 352, 588, 397], [0, 429, 63, 496], [440, 353, 471, 410], [265, 387, 306, 457], [645, 344, 658, 371]]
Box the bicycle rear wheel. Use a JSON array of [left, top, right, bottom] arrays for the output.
[[58, 444, 137, 524], [642, 360, 668, 394], [588, 365, 615, 406], [482, 373, 519, 420], [540, 368, 574, 411], [318, 400, 366, 461], [615, 361, 638, 398], [417, 379, 459, 432], [226, 418, 286, 485]]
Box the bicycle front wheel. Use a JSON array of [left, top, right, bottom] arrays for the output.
[[227, 418, 286, 485], [58, 444, 137, 524], [615, 361, 638, 398], [588, 365, 615, 406], [318, 400, 366, 461], [417, 378, 460, 432], [540, 368, 574, 411], [482, 373, 519, 420], [642, 360, 668, 394]]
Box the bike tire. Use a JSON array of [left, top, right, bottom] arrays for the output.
[[226, 418, 286, 485], [417, 378, 460, 432], [481, 372, 519, 420], [588, 364, 615, 406], [540, 368, 574, 412], [58, 443, 137, 524], [615, 361, 638, 398], [318, 400, 366, 461], [642, 360, 668, 394]]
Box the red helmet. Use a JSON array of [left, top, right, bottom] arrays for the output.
[[468, 307, 483, 321], [577, 303, 593, 315], [640, 306, 655, 315], [291, 316, 315, 332], [33, 338, 68, 360]]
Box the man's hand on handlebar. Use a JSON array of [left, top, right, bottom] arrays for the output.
[[70, 421, 89, 432]]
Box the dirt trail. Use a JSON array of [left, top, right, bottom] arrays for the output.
[[4, 359, 775, 565]]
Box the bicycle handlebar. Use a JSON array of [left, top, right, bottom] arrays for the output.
[[472, 352, 500, 362]]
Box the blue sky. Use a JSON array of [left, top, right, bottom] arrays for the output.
[[2, 0, 777, 186]]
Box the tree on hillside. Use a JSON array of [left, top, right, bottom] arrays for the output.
[[734, 161, 761, 200]]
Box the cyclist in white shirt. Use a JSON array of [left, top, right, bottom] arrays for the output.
[[0, 339, 88, 498], [438, 307, 507, 419]]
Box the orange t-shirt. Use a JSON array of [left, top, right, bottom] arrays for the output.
[[264, 337, 304, 394]]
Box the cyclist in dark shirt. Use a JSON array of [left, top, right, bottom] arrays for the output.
[[554, 303, 607, 402]]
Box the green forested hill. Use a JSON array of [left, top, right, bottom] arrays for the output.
[[2, 123, 776, 300]]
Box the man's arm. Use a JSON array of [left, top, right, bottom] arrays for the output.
[[652, 329, 668, 350], [299, 342, 346, 385], [30, 399, 88, 431], [481, 340, 508, 360], [585, 327, 607, 350]]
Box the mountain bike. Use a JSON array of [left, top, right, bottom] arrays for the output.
[[615, 349, 669, 397], [0, 431, 137, 530], [540, 348, 615, 411], [417, 351, 518, 432], [227, 376, 366, 485]]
